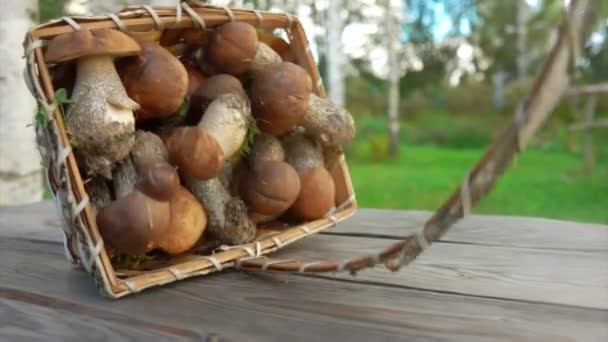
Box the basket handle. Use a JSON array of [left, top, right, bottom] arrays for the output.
[[231, 0, 591, 275]]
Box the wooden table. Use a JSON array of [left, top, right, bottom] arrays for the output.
[[1, 201, 607, 341]]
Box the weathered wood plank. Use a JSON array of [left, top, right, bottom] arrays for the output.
[[270, 234, 608, 309], [1, 203, 607, 308], [3, 202, 606, 251], [0, 289, 204, 342], [324, 209, 608, 251], [1, 238, 607, 342]]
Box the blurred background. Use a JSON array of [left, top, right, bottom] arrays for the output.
[[1, 0, 606, 223]]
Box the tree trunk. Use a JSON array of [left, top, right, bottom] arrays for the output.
[[0, 0, 43, 205], [327, 0, 345, 106], [582, 95, 597, 173], [516, 0, 529, 80], [386, 0, 402, 158]]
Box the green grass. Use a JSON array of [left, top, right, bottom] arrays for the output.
[[347, 145, 608, 224]]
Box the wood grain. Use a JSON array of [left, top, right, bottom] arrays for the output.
[[270, 234, 608, 309], [0, 237, 607, 342], [323, 209, 608, 251]]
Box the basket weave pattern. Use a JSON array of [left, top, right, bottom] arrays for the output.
[[24, 2, 357, 298]]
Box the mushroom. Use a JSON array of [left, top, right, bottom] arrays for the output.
[[85, 176, 112, 212], [165, 87, 251, 181], [206, 21, 281, 76], [100, 131, 207, 256], [282, 133, 335, 221], [118, 41, 189, 121], [185, 176, 255, 245], [160, 186, 207, 255], [242, 134, 301, 218], [45, 28, 141, 179], [187, 74, 247, 124], [250, 62, 355, 146]]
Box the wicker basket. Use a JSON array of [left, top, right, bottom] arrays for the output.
[[23, 2, 357, 298]]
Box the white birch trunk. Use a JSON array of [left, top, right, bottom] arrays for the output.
[[0, 0, 43, 205], [327, 0, 345, 106], [386, 0, 402, 158], [516, 0, 529, 80]]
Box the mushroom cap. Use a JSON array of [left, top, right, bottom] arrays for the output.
[[46, 29, 141, 63], [188, 74, 246, 123], [250, 62, 312, 135], [183, 28, 209, 48], [135, 162, 180, 201], [243, 160, 301, 216], [117, 41, 188, 120], [164, 126, 225, 180], [157, 186, 207, 255], [97, 191, 170, 255], [288, 167, 335, 221], [206, 21, 259, 76]]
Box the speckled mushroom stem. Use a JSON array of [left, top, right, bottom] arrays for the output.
[[303, 94, 356, 147], [68, 55, 140, 179], [184, 176, 256, 245], [198, 93, 252, 160], [282, 132, 324, 171], [250, 42, 282, 74]]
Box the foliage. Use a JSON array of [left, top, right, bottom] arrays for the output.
[[349, 144, 608, 224], [39, 0, 65, 23]]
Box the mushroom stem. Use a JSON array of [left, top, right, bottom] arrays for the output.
[[85, 176, 112, 211], [198, 93, 251, 159], [302, 94, 356, 147], [68, 55, 139, 178], [250, 42, 282, 74], [112, 157, 137, 199], [185, 177, 255, 245]]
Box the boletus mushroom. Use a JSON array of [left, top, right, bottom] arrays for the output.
[[118, 41, 189, 121], [165, 83, 251, 181], [282, 133, 335, 221], [187, 74, 247, 124], [100, 131, 206, 256], [45, 28, 141, 179], [242, 134, 301, 219], [185, 176, 256, 245], [206, 21, 281, 76], [250, 62, 355, 146]]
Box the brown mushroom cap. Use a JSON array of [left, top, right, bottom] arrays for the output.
[[164, 126, 225, 180], [135, 162, 180, 201], [243, 160, 301, 216], [188, 74, 246, 123], [117, 41, 188, 120], [206, 21, 259, 76], [288, 167, 335, 221], [250, 62, 313, 135], [157, 186, 207, 255], [45, 29, 141, 63], [97, 191, 170, 255], [183, 28, 208, 48]]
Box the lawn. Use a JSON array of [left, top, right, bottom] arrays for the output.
[[347, 145, 608, 224]]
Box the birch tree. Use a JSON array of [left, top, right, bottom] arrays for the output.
[[0, 0, 42, 205], [516, 0, 529, 80], [386, 0, 404, 158], [327, 0, 345, 106]]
